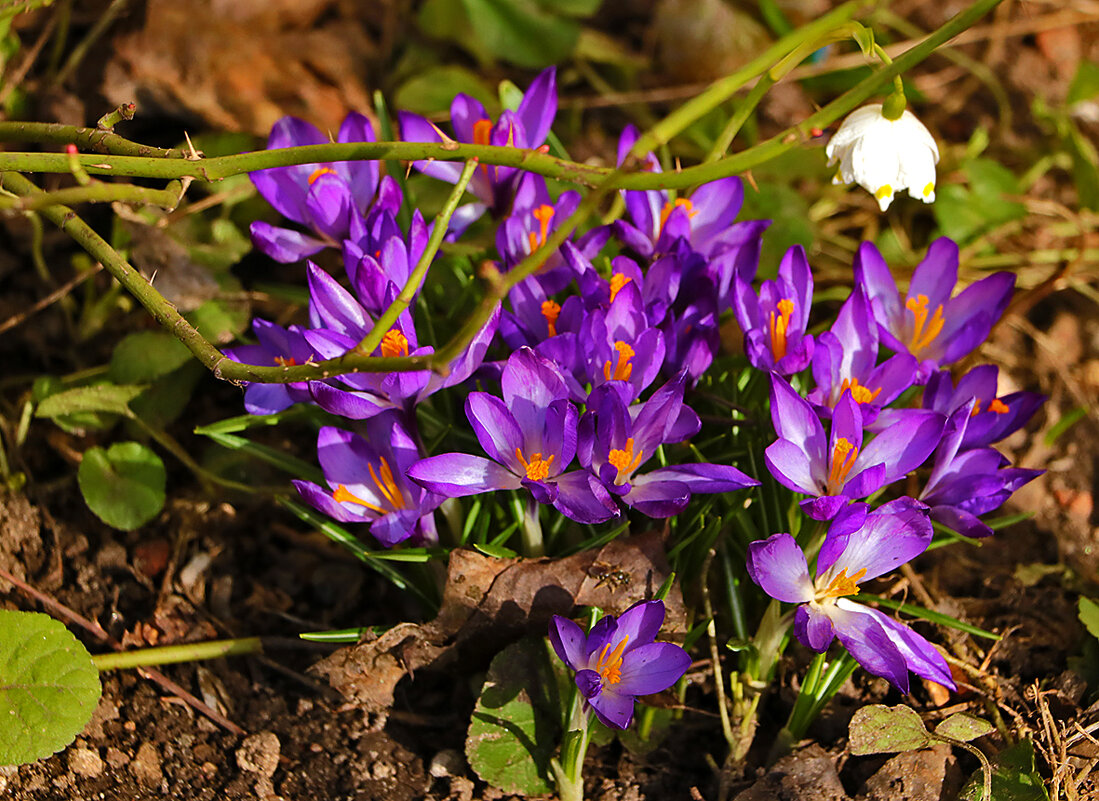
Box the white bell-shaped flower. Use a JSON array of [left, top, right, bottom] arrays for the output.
[[826, 104, 939, 212]]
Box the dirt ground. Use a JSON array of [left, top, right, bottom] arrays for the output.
[[1, 1, 1098, 799]]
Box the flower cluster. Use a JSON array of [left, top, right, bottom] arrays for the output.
[[740, 237, 1043, 691]]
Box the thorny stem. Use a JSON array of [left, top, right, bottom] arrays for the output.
[[0, 0, 1005, 391], [353, 158, 477, 356], [91, 637, 263, 671]]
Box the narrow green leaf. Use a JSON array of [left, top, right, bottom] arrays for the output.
[[0, 610, 101, 766], [475, 543, 519, 559], [1045, 406, 1086, 445], [203, 431, 324, 484], [848, 704, 931, 755], [193, 406, 312, 435], [77, 442, 166, 531], [35, 383, 144, 419], [1078, 597, 1099, 641], [853, 593, 1001, 640], [1067, 60, 1099, 105]]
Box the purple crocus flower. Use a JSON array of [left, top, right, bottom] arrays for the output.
[[854, 239, 1014, 379], [549, 600, 691, 729], [250, 113, 384, 263], [919, 402, 1043, 538], [342, 209, 430, 317], [765, 375, 945, 520], [732, 245, 815, 375], [746, 499, 955, 694], [222, 319, 316, 414], [496, 173, 587, 294], [407, 348, 617, 524], [921, 366, 1045, 450], [807, 286, 918, 424], [577, 279, 666, 403], [578, 377, 758, 517], [292, 414, 442, 547], [398, 67, 557, 228]]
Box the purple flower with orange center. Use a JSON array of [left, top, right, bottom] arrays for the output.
[[765, 375, 944, 520], [732, 245, 815, 375], [222, 319, 316, 414], [578, 279, 666, 402], [549, 600, 691, 729], [854, 238, 1014, 379], [746, 499, 955, 694], [292, 413, 442, 547], [921, 365, 1044, 449], [406, 348, 618, 524]]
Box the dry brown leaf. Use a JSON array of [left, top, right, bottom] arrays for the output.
[[313, 531, 686, 712]]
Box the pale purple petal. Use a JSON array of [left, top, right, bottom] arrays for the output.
[[250, 222, 328, 263], [615, 642, 691, 696], [406, 453, 521, 496], [745, 533, 814, 604], [828, 601, 911, 693], [549, 615, 588, 672], [848, 602, 956, 690]]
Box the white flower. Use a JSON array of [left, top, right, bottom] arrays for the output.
[[826, 104, 939, 212]]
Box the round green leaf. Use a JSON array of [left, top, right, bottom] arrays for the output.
[[848, 704, 932, 756], [0, 611, 101, 766], [108, 331, 193, 384], [77, 442, 166, 531]]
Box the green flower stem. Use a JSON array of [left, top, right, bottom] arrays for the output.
[[91, 636, 263, 671], [522, 495, 545, 558], [552, 692, 593, 801], [705, 73, 775, 163], [353, 159, 477, 356]]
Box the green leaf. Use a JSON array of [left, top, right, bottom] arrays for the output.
[[959, 740, 1049, 801], [1045, 406, 1086, 445], [848, 704, 931, 755], [202, 431, 324, 484], [460, 0, 579, 68], [849, 22, 874, 57], [934, 158, 1026, 244], [1067, 60, 1099, 105], [108, 331, 194, 384], [466, 637, 561, 795], [540, 0, 601, 17], [936, 713, 994, 742], [1079, 597, 1099, 641], [77, 442, 166, 530], [185, 299, 249, 344], [0, 610, 101, 766], [31, 377, 120, 434], [395, 65, 499, 116], [35, 383, 144, 419], [127, 361, 204, 430]]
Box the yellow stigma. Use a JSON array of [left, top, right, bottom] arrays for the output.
[[817, 567, 867, 600], [840, 377, 882, 405], [595, 635, 630, 685], [332, 483, 386, 515], [905, 294, 944, 355], [273, 355, 298, 367], [769, 298, 795, 361], [657, 197, 697, 235], [381, 329, 409, 359], [607, 437, 644, 483], [609, 273, 632, 304], [540, 299, 561, 337], [515, 448, 554, 482], [526, 204, 555, 253], [827, 437, 859, 494], [603, 341, 636, 382], [307, 167, 337, 185]]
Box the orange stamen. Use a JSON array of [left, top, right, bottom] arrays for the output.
[[607, 438, 644, 483], [541, 300, 561, 337], [273, 356, 298, 367], [827, 437, 859, 493], [905, 294, 944, 355], [595, 635, 630, 685], [817, 567, 867, 600], [381, 329, 409, 359], [332, 484, 386, 515], [989, 398, 1009, 414], [307, 167, 337, 185], [603, 341, 635, 382], [515, 448, 555, 482], [609, 273, 632, 304], [526, 204, 555, 253], [769, 298, 795, 361], [839, 377, 882, 405], [472, 119, 493, 176], [657, 197, 697, 235], [367, 457, 407, 511]]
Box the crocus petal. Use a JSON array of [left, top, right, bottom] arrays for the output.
[[824, 497, 931, 582], [309, 382, 391, 420], [827, 601, 911, 693], [857, 410, 945, 483], [764, 439, 820, 495], [623, 477, 690, 518], [370, 509, 421, 548], [242, 383, 298, 415], [611, 601, 666, 656], [516, 66, 557, 148], [615, 642, 691, 696], [643, 463, 759, 493], [769, 376, 828, 467], [588, 688, 636, 730], [293, 479, 369, 524], [847, 601, 956, 690], [250, 222, 328, 263], [800, 494, 851, 521], [549, 615, 588, 672], [552, 471, 620, 524], [745, 533, 814, 604], [466, 393, 524, 470], [794, 604, 836, 652], [928, 504, 994, 539], [908, 238, 958, 313], [575, 669, 603, 701], [501, 348, 569, 437], [406, 453, 521, 496]]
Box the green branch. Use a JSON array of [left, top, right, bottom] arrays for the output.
[[0, 178, 184, 211]]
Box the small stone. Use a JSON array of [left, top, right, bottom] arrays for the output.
[[371, 760, 396, 780], [105, 747, 130, 768], [130, 742, 163, 787], [68, 747, 103, 778], [429, 749, 465, 778], [237, 731, 281, 777]]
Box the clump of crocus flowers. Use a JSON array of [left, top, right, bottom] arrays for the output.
[[223, 64, 1045, 794]]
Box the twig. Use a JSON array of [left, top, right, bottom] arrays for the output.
[[0, 261, 103, 336], [0, 564, 246, 735]]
